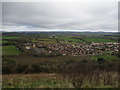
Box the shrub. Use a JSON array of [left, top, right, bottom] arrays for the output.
[[16, 64, 28, 73], [2, 58, 16, 74]]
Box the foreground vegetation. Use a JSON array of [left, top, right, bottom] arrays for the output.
[[2, 55, 119, 88], [3, 71, 119, 88], [3, 73, 70, 88]]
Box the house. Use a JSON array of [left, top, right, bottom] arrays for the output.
[[26, 46, 30, 49]]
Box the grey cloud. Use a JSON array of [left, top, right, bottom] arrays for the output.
[[2, 2, 118, 32]]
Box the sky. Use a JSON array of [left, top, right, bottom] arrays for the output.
[[1, 0, 119, 32]]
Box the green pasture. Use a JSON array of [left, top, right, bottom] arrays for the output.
[[0, 40, 15, 44], [2, 74, 72, 88], [1, 37, 20, 39], [38, 38, 53, 41], [32, 38, 57, 44], [2, 45, 20, 55], [84, 38, 116, 43], [39, 41, 57, 44], [59, 37, 85, 43], [61, 41, 78, 44]]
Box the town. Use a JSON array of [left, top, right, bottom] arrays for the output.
[[23, 42, 119, 56]]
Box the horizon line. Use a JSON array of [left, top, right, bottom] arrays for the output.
[[2, 31, 118, 33]]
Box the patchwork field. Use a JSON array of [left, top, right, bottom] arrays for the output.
[[2, 45, 20, 55], [29, 34, 117, 44]]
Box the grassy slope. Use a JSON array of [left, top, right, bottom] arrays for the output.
[[2, 45, 20, 55]]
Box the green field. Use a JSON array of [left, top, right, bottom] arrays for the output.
[[0, 40, 15, 44], [32, 39, 57, 44], [84, 38, 115, 43], [38, 38, 53, 41], [59, 37, 85, 43], [61, 41, 78, 44], [1, 37, 20, 39], [39, 41, 57, 44], [2, 45, 20, 55]]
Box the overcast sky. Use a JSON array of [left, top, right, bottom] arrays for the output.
[[2, 1, 118, 32]]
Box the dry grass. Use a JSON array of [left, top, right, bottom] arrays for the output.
[[64, 71, 119, 88], [2, 72, 119, 88], [2, 73, 73, 88]]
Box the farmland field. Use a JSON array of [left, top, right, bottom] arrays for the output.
[[59, 37, 85, 43], [32, 39, 57, 44], [84, 38, 116, 43], [0, 40, 15, 44], [60, 41, 78, 44], [1, 37, 20, 39], [2, 45, 20, 55]]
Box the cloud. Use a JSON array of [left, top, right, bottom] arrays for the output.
[[2, 2, 118, 32]]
